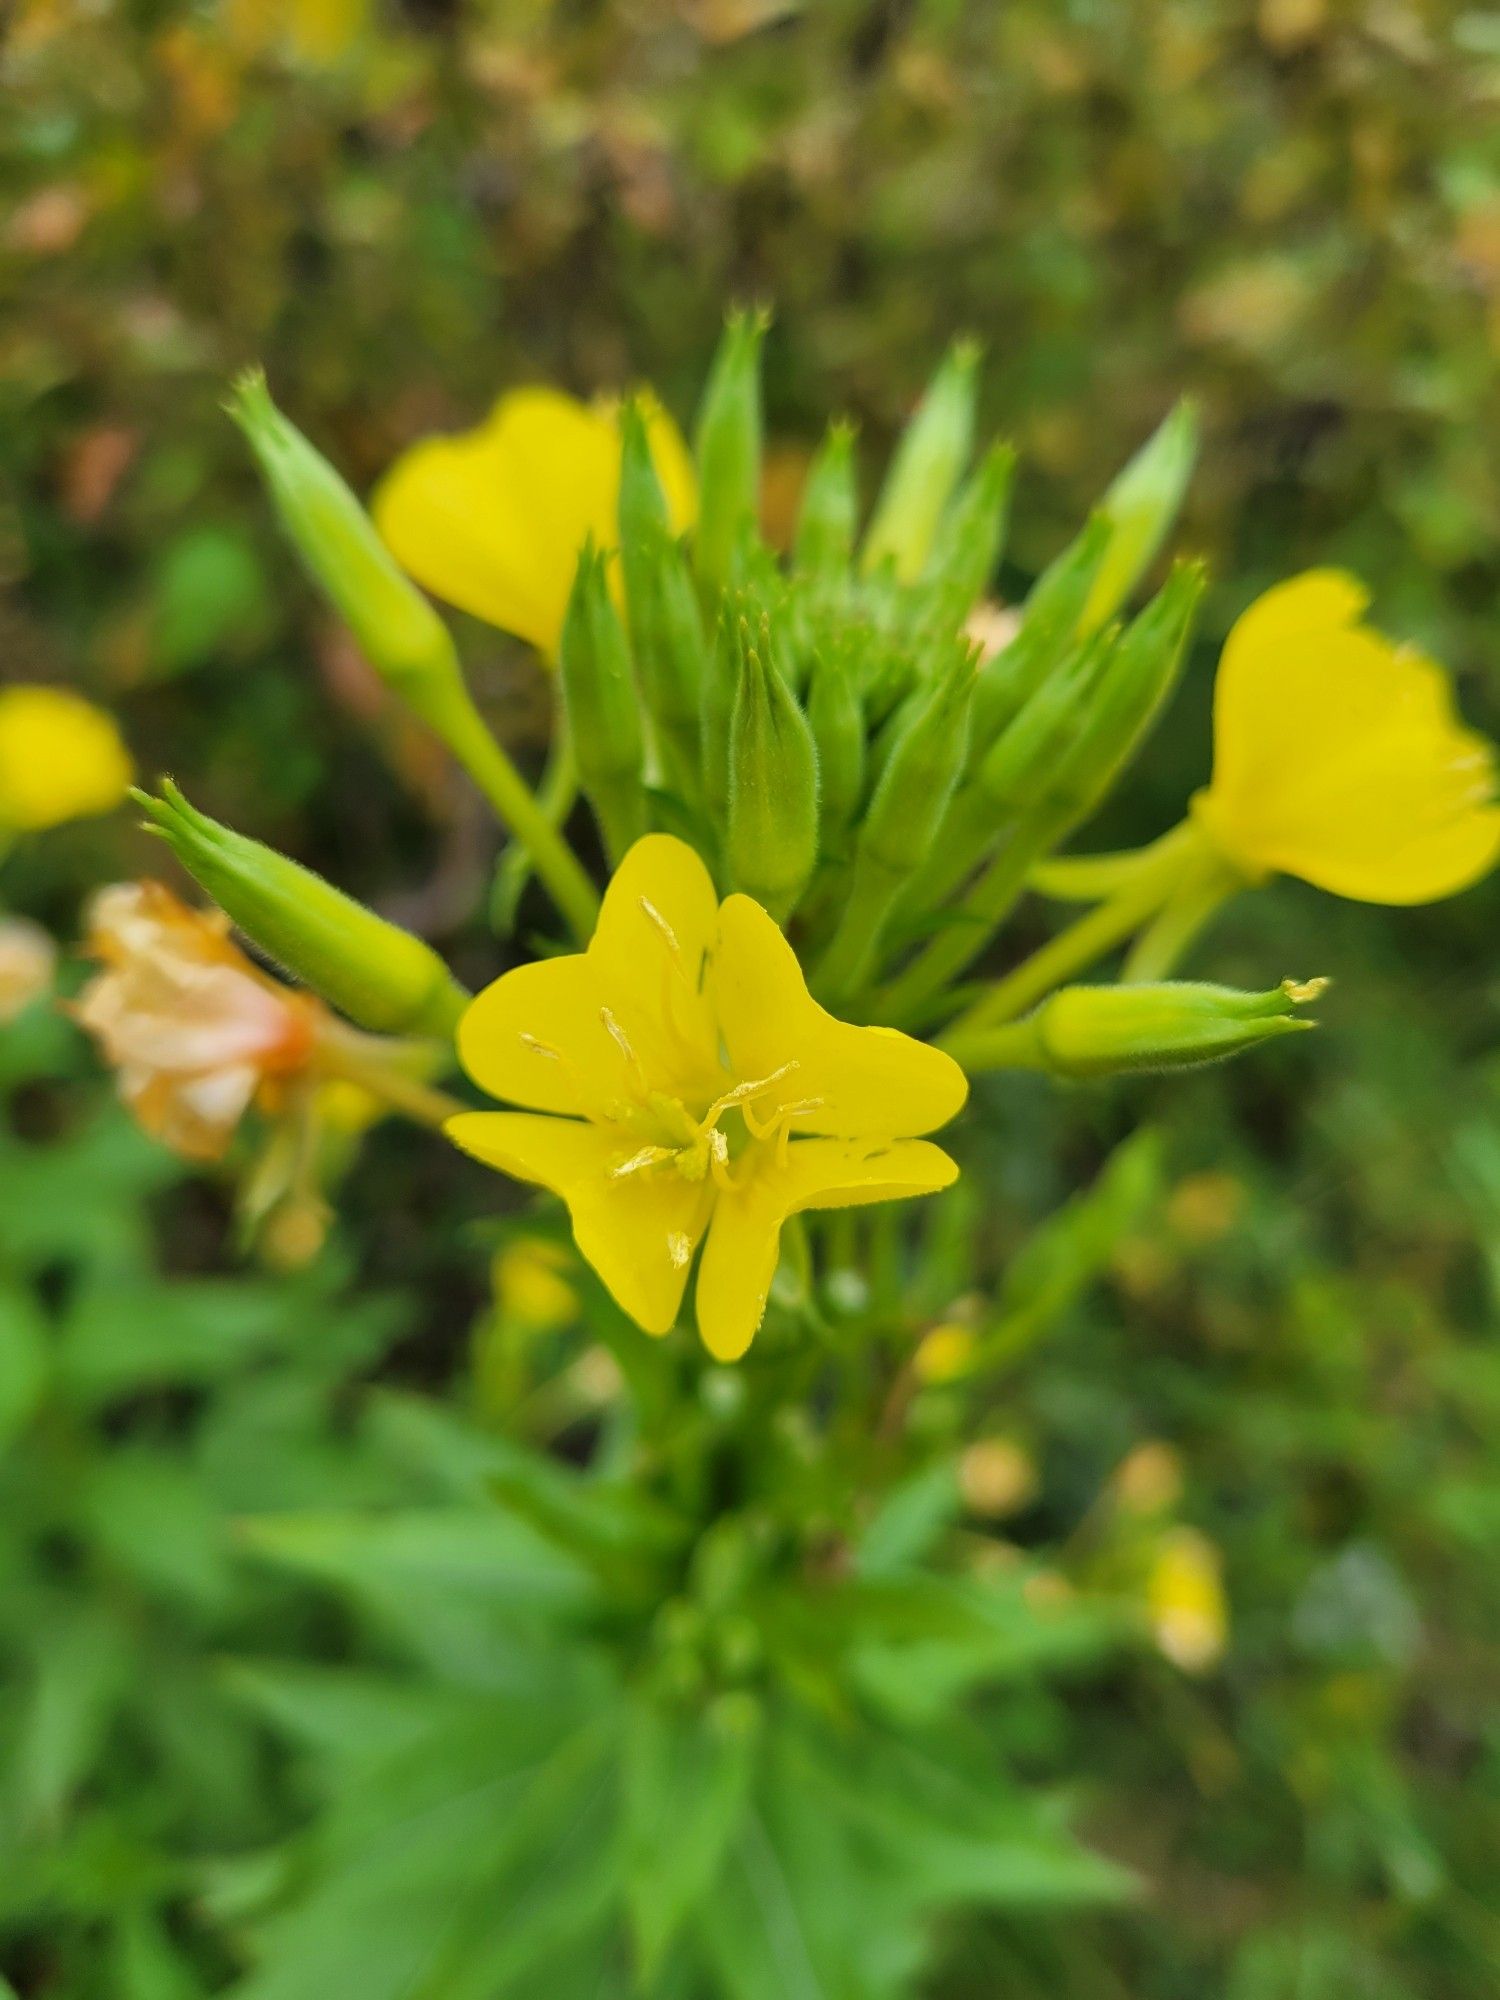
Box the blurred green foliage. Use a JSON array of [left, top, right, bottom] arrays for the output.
[[3, 1, 1500, 1995]]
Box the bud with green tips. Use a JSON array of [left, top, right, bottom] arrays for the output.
[[134, 782, 469, 1038], [946, 977, 1326, 1079], [726, 623, 820, 920], [227, 369, 463, 715], [912, 624, 1117, 914], [921, 437, 1017, 622], [693, 309, 768, 598], [558, 544, 649, 866], [814, 640, 975, 1001], [629, 526, 707, 803], [806, 641, 866, 852], [1078, 399, 1200, 635], [794, 421, 859, 582], [701, 607, 742, 822], [862, 340, 981, 583], [229, 368, 600, 943], [1035, 559, 1204, 837], [967, 512, 1112, 765], [616, 396, 670, 661]]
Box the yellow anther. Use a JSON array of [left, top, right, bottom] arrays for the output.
[[708, 1128, 741, 1193], [600, 1005, 653, 1102], [609, 1144, 674, 1179]]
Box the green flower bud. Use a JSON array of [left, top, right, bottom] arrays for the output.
[[815, 643, 974, 1000], [618, 395, 671, 551], [954, 977, 1326, 1079], [967, 513, 1111, 764], [558, 544, 649, 865], [701, 607, 741, 822], [627, 525, 706, 802], [806, 641, 866, 850], [975, 624, 1118, 816], [727, 622, 820, 920], [1078, 399, 1200, 635], [228, 371, 600, 945], [135, 782, 469, 1038], [1037, 560, 1204, 835], [898, 627, 1114, 922], [860, 641, 975, 872], [227, 370, 462, 717], [862, 340, 981, 582], [921, 437, 1017, 620], [693, 309, 768, 598], [793, 421, 859, 581]]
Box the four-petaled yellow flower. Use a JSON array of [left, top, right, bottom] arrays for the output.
[[373, 387, 696, 659], [1191, 570, 1500, 904], [448, 835, 967, 1361], [0, 685, 134, 834]]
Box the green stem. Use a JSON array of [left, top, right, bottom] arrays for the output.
[[489, 718, 579, 936], [871, 821, 1052, 1029], [810, 859, 902, 1007], [425, 680, 600, 943], [938, 1016, 1047, 1072], [1029, 832, 1184, 903], [946, 826, 1199, 1035], [317, 1029, 467, 1130], [1120, 866, 1236, 981]]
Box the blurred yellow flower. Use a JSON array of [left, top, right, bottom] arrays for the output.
[[221, 0, 369, 64], [493, 1237, 579, 1331], [1147, 1526, 1228, 1672], [1112, 1441, 1184, 1516], [448, 834, 966, 1360], [1191, 571, 1500, 904], [0, 686, 134, 833], [73, 881, 320, 1161], [0, 917, 57, 1023], [959, 1438, 1037, 1518], [912, 1321, 977, 1383], [373, 388, 696, 659]]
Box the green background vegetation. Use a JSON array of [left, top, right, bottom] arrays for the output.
[[3, 3, 1499, 1995]]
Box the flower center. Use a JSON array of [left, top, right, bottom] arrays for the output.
[[606, 1049, 823, 1194]]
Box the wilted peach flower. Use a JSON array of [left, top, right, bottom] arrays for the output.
[[73, 882, 320, 1160], [0, 917, 57, 1023]]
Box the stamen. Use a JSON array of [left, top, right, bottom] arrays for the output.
[[609, 1144, 673, 1179], [702, 1059, 800, 1129], [600, 1006, 651, 1101], [638, 896, 682, 962], [708, 1128, 741, 1193], [519, 1029, 621, 1117], [774, 1098, 824, 1167]]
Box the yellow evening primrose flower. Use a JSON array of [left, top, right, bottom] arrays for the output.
[[447, 834, 967, 1361], [1146, 1526, 1228, 1674], [1190, 570, 1500, 904], [372, 387, 696, 659], [0, 685, 134, 833]]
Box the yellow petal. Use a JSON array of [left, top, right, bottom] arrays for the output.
[[695, 1136, 959, 1361], [447, 1111, 711, 1335], [587, 834, 723, 1100], [456, 835, 724, 1117], [0, 686, 134, 832], [1203, 573, 1500, 902], [373, 386, 694, 659], [712, 893, 968, 1138]]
